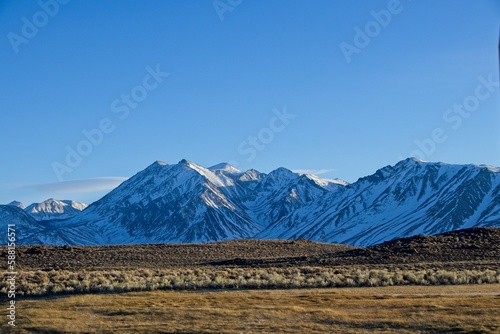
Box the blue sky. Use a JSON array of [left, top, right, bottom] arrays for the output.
[[1, 0, 499, 206]]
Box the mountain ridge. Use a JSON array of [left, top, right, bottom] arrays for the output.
[[6, 198, 88, 221], [2, 158, 499, 246]]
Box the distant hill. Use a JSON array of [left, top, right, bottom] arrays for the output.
[[5, 227, 499, 271]]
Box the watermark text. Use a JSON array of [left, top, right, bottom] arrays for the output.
[[51, 64, 169, 181], [7, 0, 71, 54], [6, 224, 16, 327]]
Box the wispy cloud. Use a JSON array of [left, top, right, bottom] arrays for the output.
[[292, 169, 335, 176], [22, 177, 128, 194]]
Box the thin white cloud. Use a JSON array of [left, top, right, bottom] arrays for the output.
[[23, 177, 128, 194], [292, 169, 335, 176]]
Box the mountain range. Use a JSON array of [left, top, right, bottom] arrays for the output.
[[1, 158, 499, 246], [16, 198, 88, 221]]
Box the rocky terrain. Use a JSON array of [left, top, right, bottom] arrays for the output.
[[6, 227, 499, 272], [313, 227, 500, 270], [9, 239, 354, 271]]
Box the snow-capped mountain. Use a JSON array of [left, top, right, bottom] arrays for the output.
[[2, 158, 499, 246], [244, 167, 335, 229], [0, 205, 69, 245], [257, 158, 500, 246], [58, 160, 263, 244], [24, 198, 88, 221], [7, 201, 25, 209]]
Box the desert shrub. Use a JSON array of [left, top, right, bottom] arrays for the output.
[[2, 266, 499, 296]]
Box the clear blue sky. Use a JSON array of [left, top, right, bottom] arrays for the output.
[[1, 0, 499, 206]]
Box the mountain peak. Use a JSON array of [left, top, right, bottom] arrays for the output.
[[304, 174, 348, 189], [179, 159, 208, 171], [25, 198, 88, 221], [270, 167, 295, 176], [147, 160, 168, 166], [396, 157, 427, 167], [155, 160, 168, 166], [209, 163, 241, 174], [179, 159, 205, 171], [392, 157, 430, 170], [409, 157, 426, 163], [7, 201, 25, 209], [239, 169, 266, 182], [144, 160, 169, 172]]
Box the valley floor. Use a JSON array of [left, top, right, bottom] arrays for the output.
[[2, 228, 499, 332], [3, 284, 500, 334]]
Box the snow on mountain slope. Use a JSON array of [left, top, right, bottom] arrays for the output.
[[0, 205, 69, 245], [60, 160, 262, 244], [7, 201, 25, 209], [24, 198, 88, 221], [4, 158, 499, 246], [209, 162, 242, 174], [257, 158, 500, 246], [244, 167, 339, 229], [304, 174, 348, 191]]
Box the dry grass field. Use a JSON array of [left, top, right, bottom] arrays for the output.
[[4, 284, 500, 334], [2, 228, 499, 333]]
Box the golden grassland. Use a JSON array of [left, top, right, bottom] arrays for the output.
[[3, 284, 499, 333], [1, 267, 499, 296]]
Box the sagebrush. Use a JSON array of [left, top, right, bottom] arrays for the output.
[[2, 267, 500, 296]]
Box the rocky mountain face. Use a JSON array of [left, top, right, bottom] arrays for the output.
[[2, 158, 499, 246]]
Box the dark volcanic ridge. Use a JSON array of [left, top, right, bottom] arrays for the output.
[[207, 227, 500, 271], [6, 227, 500, 271], [10, 239, 354, 271], [312, 227, 500, 270]]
